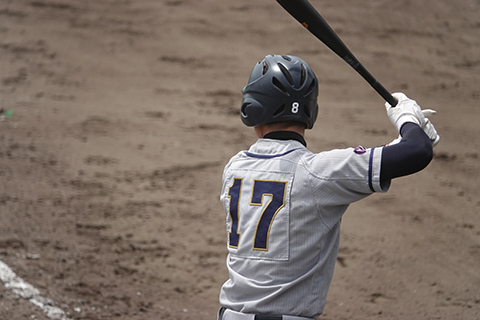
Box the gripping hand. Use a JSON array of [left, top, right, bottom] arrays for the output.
[[421, 109, 440, 147], [385, 93, 440, 147], [385, 92, 426, 131]]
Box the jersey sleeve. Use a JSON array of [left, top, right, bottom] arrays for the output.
[[304, 146, 390, 205], [368, 146, 390, 193]]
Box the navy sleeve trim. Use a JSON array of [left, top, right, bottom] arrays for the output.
[[368, 147, 376, 192]]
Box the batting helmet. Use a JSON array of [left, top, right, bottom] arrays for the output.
[[240, 55, 319, 129]]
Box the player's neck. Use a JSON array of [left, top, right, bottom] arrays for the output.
[[254, 124, 305, 139], [263, 131, 307, 147]]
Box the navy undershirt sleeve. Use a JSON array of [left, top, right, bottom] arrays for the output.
[[380, 122, 433, 183]]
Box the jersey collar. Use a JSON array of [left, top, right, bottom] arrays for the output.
[[263, 131, 307, 147]]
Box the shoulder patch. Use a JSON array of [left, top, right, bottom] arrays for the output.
[[354, 145, 367, 155]]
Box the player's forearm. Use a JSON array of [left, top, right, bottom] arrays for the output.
[[380, 122, 433, 181]]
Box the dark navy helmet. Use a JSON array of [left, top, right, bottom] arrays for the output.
[[240, 55, 319, 129]]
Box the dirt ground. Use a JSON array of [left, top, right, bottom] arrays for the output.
[[0, 0, 479, 319]]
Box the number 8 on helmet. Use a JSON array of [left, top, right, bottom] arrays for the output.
[[240, 55, 319, 129]]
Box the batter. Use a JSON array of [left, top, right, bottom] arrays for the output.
[[218, 55, 439, 320]]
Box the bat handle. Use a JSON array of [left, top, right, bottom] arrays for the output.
[[355, 64, 398, 107], [373, 81, 398, 107]]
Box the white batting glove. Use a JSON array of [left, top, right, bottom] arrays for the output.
[[385, 92, 426, 132], [421, 109, 440, 147], [386, 107, 440, 148]]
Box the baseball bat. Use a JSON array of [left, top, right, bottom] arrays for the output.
[[277, 0, 398, 107]]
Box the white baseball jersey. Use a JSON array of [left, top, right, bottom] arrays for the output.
[[219, 136, 390, 319]]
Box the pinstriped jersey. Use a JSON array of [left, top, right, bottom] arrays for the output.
[[219, 137, 389, 319]]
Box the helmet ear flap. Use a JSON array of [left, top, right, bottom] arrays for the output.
[[241, 98, 264, 127]]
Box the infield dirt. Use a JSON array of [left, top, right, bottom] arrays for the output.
[[0, 0, 479, 319]]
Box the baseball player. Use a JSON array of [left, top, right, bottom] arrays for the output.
[[217, 54, 439, 320]]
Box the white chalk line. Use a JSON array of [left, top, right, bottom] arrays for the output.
[[0, 259, 72, 320]]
